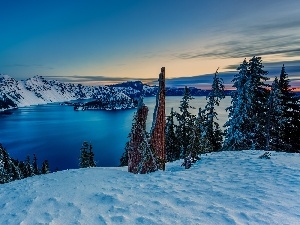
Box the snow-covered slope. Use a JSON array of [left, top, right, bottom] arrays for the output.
[[0, 151, 299, 225]]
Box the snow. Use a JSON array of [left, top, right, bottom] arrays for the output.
[[0, 150, 299, 225], [0, 75, 140, 110]]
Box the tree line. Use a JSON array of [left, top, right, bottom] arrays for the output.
[[121, 56, 300, 169], [1, 140, 96, 184], [0, 144, 50, 184]]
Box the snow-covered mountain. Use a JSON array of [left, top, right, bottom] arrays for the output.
[[0, 150, 299, 224], [0, 75, 155, 111]]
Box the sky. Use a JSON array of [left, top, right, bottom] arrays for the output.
[[0, 0, 300, 89]]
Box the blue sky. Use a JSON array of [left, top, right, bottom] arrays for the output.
[[0, 0, 300, 89]]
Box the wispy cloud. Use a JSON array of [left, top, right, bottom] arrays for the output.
[[44, 75, 158, 86], [174, 18, 300, 61], [176, 38, 300, 60], [166, 72, 236, 89]]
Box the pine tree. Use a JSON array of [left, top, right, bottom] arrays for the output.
[[203, 69, 225, 152], [278, 65, 300, 152], [188, 118, 202, 161], [196, 108, 211, 153], [127, 99, 157, 174], [224, 57, 269, 150], [18, 161, 26, 179], [11, 159, 22, 181], [23, 155, 34, 178], [32, 154, 40, 175], [41, 160, 50, 174], [165, 108, 181, 162], [246, 56, 269, 149], [0, 144, 21, 184], [137, 131, 157, 174], [119, 141, 129, 166], [79, 141, 94, 168], [265, 77, 285, 150], [88, 144, 96, 167], [175, 86, 196, 158], [223, 59, 250, 150]]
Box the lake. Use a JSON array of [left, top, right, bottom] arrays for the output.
[[0, 96, 231, 171]]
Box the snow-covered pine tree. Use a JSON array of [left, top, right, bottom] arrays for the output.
[[0, 144, 21, 184], [41, 160, 50, 174], [265, 77, 285, 151], [88, 143, 96, 167], [119, 141, 129, 166], [79, 141, 90, 168], [278, 65, 300, 152], [18, 161, 26, 179], [137, 132, 157, 174], [195, 107, 210, 154], [11, 159, 22, 181], [127, 98, 157, 174], [23, 155, 35, 178], [165, 108, 181, 162], [245, 56, 269, 149], [187, 118, 202, 162], [223, 57, 269, 150], [32, 154, 40, 175], [223, 59, 250, 150], [175, 86, 196, 158], [203, 69, 225, 152]]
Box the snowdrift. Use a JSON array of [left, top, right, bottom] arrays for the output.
[[0, 150, 299, 224]]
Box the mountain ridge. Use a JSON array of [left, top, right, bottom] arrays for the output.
[[0, 75, 215, 111]]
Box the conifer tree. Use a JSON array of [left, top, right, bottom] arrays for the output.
[[41, 160, 50, 174], [175, 86, 196, 158], [246, 56, 269, 149], [195, 107, 210, 154], [188, 119, 202, 161], [224, 57, 269, 150], [79, 141, 89, 168], [0, 144, 21, 183], [223, 59, 250, 150], [32, 154, 40, 175], [11, 159, 22, 181], [265, 77, 285, 150], [88, 144, 96, 167], [18, 161, 26, 179], [79, 141, 95, 168], [203, 69, 225, 152], [278, 65, 300, 152], [119, 141, 129, 166], [127, 98, 157, 174], [137, 131, 157, 174], [165, 108, 181, 162], [23, 155, 34, 178]]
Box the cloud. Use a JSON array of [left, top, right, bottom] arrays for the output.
[[166, 72, 236, 89], [174, 17, 300, 61], [44, 75, 158, 86], [176, 41, 300, 60], [225, 59, 300, 71], [246, 19, 300, 34]]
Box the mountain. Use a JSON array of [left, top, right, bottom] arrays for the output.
[[0, 150, 299, 224], [0, 75, 224, 111], [0, 75, 153, 111]]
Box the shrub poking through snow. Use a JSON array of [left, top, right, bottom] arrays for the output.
[[181, 153, 192, 169], [259, 152, 271, 159]]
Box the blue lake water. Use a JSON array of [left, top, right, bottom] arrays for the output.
[[0, 96, 230, 171]]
